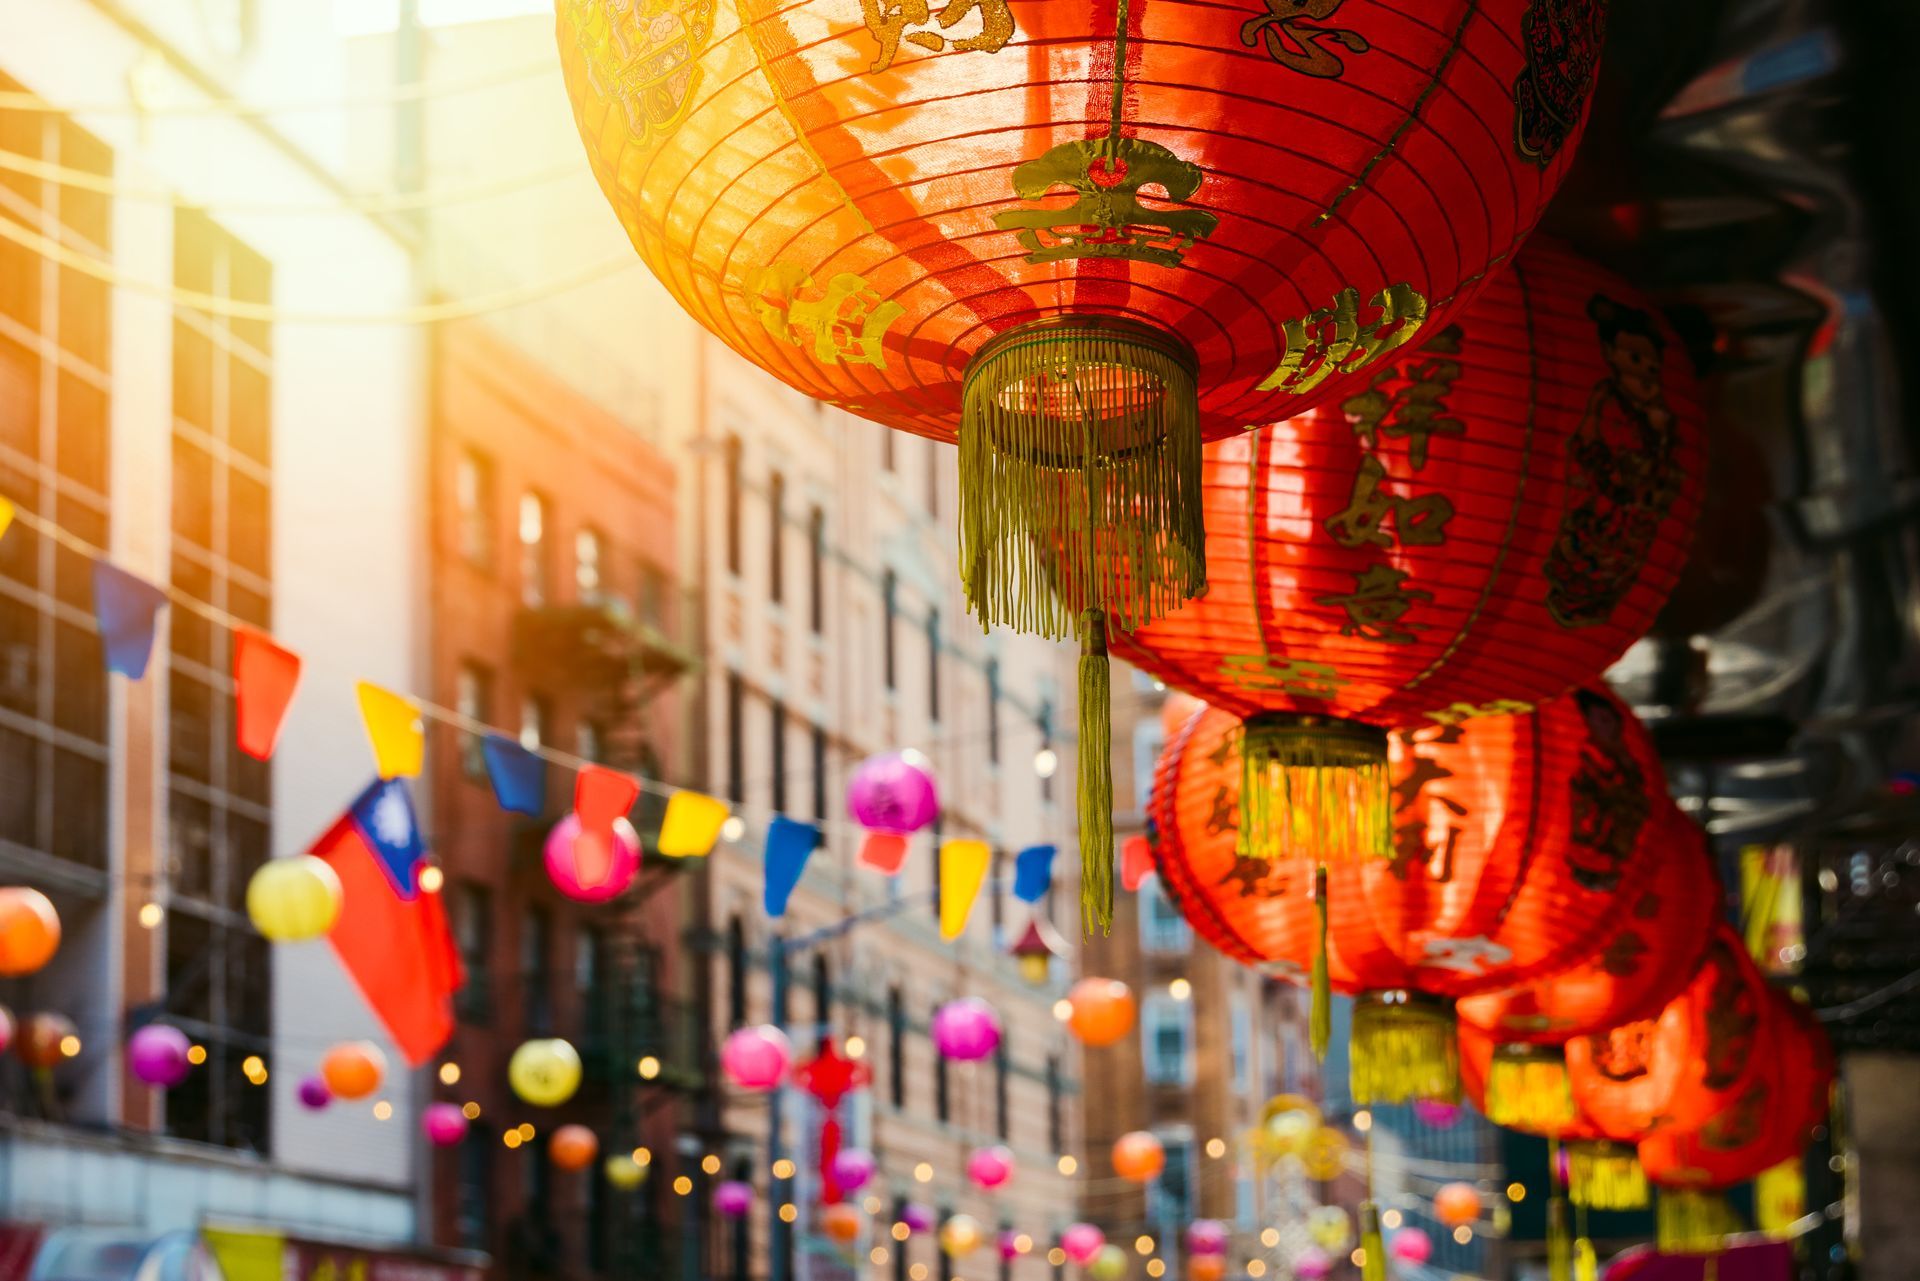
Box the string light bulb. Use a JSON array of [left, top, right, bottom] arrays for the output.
[[1033, 747, 1058, 779], [438, 1062, 461, 1085]]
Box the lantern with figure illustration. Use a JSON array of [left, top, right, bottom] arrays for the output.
[[558, 1, 1609, 928]]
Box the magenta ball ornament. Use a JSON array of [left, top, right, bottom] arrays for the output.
[[543, 813, 641, 903], [1293, 1246, 1333, 1281], [931, 997, 1002, 1062], [997, 1231, 1022, 1261], [126, 1024, 192, 1089], [1060, 1224, 1105, 1267], [1187, 1220, 1228, 1256], [967, 1144, 1014, 1191], [720, 1025, 792, 1091], [1390, 1227, 1434, 1265], [422, 1101, 469, 1146], [846, 751, 939, 834], [714, 1180, 754, 1219], [901, 1204, 936, 1235], [832, 1148, 877, 1193], [297, 1075, 332, 1110]]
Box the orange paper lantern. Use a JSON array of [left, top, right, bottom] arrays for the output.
[[1433, 1182, 1481, 1228], [1190, 1256, 1226, 1281], [16, 1012, 77, 1070], [822, 1202, 865, 1245], [550, 1123, 600, 1171], [1111, 1130, 1166, 1183], [320, 1040, 387, 1101], [1066, 978, 1137, 1048], [560, 0, 1608, 927], [0, 888, 60, 977]]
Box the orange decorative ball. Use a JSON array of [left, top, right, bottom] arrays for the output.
[[1112, 1130, 1166, 1183], [320, 1041, 387, 1101], [1067, 979, 1137, 1048], [1434, 1182, 1481, 1228], [16, 1012, 77, 1069], [1190, 1256, 1226, 1281], [822, 1202, 864, 1245], [550, 1124, 600, 1171], [0, 888, 60, 977]]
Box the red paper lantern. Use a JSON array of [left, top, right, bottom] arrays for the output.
[[1116, 238, 1701, 874], [1151, 685, 1668, 1100], [560, 2, 1609, 926]]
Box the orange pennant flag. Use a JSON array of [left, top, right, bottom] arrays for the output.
[[234, 627, 302, 760]]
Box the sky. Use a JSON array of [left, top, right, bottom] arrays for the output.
[[331, 0, 549, 36]]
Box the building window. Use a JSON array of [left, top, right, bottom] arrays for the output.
[[881, 570, 897, 691], [1141, 993, 1194, 1086], [811, 953, 831, 1043], [723, 433, 742, 575], [1139, 875, 1191, 956], [994, 1039, 1009, 1139], [165, 206, 274, 1153], [456, 1124, 493, 1250], [519, 693, 547, 751], [1037, 698, 1055, 805], [934, 1004, 950, 1121], [1230, 994, 1254, 1094], [1132, 718, 1166, 812], [726, 672, 745, 804], [811, 724, 828, 821], [807, 505, 824, 634], [770, 698, 788, 814], [1046, 1055, 1063, 1153], [455, 448, 492, 569], [925, 439, 939, 517], [638, 559, 669, 630], [518, 491, 548, 606], [521, 906, 552, 1034], [925, 607, 940, 722], [455, 663, 491, 779], [888, 986, 905, 1108], [452, 882, 492, 1024], [727, 915, 747, 1028], [1236, 1168, 1257, 1229], [1145, 1129, 1196, 1231], [986, 660, 1001, 765], [578, 928, 606, 1049], [575, 525, 603, 603], [768, 469, 785, 604], [880, 427, 894, 473], [990, 847, 1005, 937]]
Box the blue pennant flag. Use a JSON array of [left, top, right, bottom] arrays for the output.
[[763, 816, 822, 918], [1013, 843, 1057, 904], [481, 734, 546, 816], [92, 560, 168, 679]]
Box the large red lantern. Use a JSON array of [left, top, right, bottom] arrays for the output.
[[560, 1, 1609, 928], [1115, 238, 1702, 886], [1152, 688, 1667, 1101]]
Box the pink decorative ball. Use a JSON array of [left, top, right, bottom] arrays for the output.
[[1060, 1224, 1105, 1266], [846, 751, 939, 834], [1187, 1220, 1229, 1256], [931, 997, 1002, 1062], [297, 1075, 332, 1110], [543, 814, 641, 903], [720, 1025, 792, 1091], [126, 1024, 192, 1088], [901, 1204, 936, 1235], [714, 1181, 754, 1219], [997, 1231, 1022, 1261], [832, 1149, 877, 1193], [967, 1145, 1014, 1191], [1390, 1227, 1434, 1265], [1293, 1246, 1333, 1280], [422, 1102, 469, 1146], [1413, 1098, 1464, 1129]]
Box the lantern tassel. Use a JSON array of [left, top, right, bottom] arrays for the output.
[[1547, 1195, 1572, 1281], [1358, 1201, 1385, 1281], [1350, 991, 1458, 1106], [1573, 1203, 1598, 1281], [1240, 713, 1391, 864], [1656, 1188, 1740, 1254], [1487, 1044, 1577, 1132], [1079, 611, 1114, 934], [1310, 865, 1331, 1060], [1567, 1140, 1648, 1211]]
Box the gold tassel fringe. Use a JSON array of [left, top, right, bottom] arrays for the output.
[[1351, 991, 1459, 1106], [1240, 714, 1391, 863], [1567, 1141, 1648, 1211], [1079, 611, 1114, 934], [1656, 1188, 1741, 1254], [1547, 1196, 1572, 1281], [1573, 1203, 1597, 1281], [1311, 865, 1331, 1059], [958, 316, 1204, 640], [1487, 1044, 1578, 1132], [1358, 1201, 1385, 1281]]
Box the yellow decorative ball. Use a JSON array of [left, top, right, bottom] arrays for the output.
[[604, 1153, 647, 1190], [939, 1214, 984, 1259], [246, 857, 343, 942], [1307, 1206, 1352, 1253], [509, 1038, 582, 1107]]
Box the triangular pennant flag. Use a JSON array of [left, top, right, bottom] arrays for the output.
[[481, 735, 545, 815], [938, 839, 992, 941], [0, 498, 15, 541], [657, 790, 728, 858], [233, 626, 302, 760], [1120, 834, 1154, 893], [355, 682, 424, 779], [1012, 843, 1056, 904], [575, 764, 641, 831], [763, 816, 822, 918], [858, 830, 910, 875], [91, 560, 168, 679]]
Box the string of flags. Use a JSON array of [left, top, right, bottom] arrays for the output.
[[18, 498, 1071, 942]]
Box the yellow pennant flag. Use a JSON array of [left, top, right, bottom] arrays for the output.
[[355, 681, 424, 779], [0, 498, 15, 541], [657, 790, 729, 858], [939, 839, 991, 941]]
